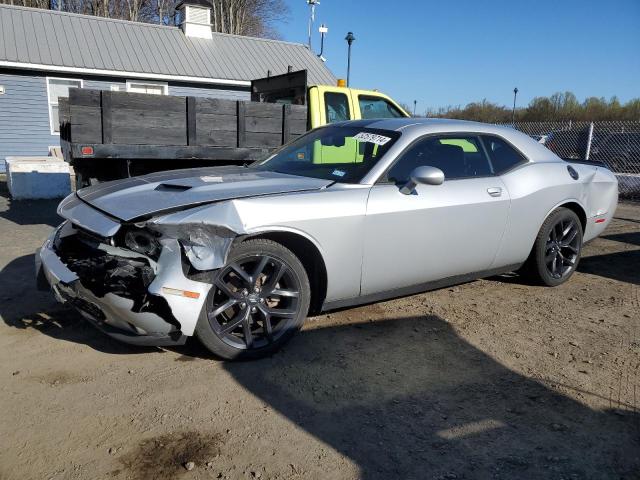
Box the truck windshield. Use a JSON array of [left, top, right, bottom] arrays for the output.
[[252, 126, 400, 183]]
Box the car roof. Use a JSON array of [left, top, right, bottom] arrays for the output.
[[330, 117, 561, 163]]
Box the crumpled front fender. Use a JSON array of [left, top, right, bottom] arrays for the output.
[[148, 239, 213, 336], [149, 200, 248, 272]]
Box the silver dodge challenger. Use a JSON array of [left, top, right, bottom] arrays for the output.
[[36, 119, 618, 359]]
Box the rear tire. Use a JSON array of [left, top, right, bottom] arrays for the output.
[[521, 207, 583, 287], [195, 239, 310, 360]]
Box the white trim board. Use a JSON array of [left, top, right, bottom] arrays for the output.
[[46, 76, 83, 136], [126, 79, 169, 95], [0, 61, 252, 87]]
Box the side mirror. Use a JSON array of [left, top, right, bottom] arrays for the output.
[[400, 166, 445, 195]]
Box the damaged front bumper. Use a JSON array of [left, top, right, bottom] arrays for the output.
[[36, 222, 213, 347]]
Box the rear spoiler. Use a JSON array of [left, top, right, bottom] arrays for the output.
[[562, 158, 607, 168]]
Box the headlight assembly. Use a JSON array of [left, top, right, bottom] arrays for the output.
[[124, 228, 160, 257]]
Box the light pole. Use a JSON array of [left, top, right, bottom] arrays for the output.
[[512, 87, 519, 125], [345, 31, 355, 87], [307, 0, 320, 50]]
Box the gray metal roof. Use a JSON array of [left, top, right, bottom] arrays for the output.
[[0, 4, 336, 86]]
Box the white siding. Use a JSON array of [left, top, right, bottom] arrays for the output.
[[168, 84, 249, 100]]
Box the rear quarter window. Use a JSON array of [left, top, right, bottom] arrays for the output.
[[481, 135, 527, 174]]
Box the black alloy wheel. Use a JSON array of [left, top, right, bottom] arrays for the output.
[[195, 239, 310, 359], [545, 216, 581, 279], [522, 207, 583, 287]]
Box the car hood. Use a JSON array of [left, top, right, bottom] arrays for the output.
[[76, 166, 333, 222]]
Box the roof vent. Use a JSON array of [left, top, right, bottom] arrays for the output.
[[176, 0, 212, 40]]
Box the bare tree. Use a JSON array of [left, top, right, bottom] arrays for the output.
[[210, 0, 288, 38], [425, 93, 640, 122], [155, 0, 174, 25], [0, 0, 289, 38]]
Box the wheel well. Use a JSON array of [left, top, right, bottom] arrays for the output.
[[245, 232, 328, 315], [558, 202, 587, 233]]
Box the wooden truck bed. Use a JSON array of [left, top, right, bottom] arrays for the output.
[[59, 88, 308, 183]]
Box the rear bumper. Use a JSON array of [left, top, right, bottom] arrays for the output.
[[36, 223, 211, 346]]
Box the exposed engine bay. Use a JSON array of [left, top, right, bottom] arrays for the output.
[[38, 218, 222, 345], [55, 229, 180, 329]]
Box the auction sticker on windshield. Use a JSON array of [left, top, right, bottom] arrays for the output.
[[353, 132, 392, 145]]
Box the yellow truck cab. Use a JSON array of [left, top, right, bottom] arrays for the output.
[[307, 83, 409, 128], [250, 70, 409, 129], [306, 84, 409, 164]]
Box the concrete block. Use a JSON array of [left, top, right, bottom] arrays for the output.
[[6, 157, 71, 200]]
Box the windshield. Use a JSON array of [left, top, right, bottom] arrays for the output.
[[251, 126, 400, 183]]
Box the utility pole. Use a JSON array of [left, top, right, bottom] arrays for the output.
[[318, 24, 328, 61], [512, 87, 519, 125], [307, 0, 320, 50], [345, 31, 355, 87]]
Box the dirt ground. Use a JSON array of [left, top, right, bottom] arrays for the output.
[[0, 179, 638, 480]]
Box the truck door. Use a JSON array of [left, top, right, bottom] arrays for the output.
[[311, 86, 358, 163], [350, 90, 408, 120], [317, 87, 355, 125]]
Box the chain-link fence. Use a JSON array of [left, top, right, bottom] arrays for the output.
[[506, 121, 640, 200]]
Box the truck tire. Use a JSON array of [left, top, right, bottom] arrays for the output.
[[75, 171, 99, 190]]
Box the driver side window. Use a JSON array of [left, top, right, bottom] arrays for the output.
[[324, 92, 351, 124], [386, 135, 492, 183]]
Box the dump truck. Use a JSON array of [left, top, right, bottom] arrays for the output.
[[58, 69, 409, 187]]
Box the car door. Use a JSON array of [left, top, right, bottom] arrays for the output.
[[317, 87, 355, 125], [361, 134, 510, 296]]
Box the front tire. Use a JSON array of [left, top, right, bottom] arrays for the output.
[[195, 239, 310, 360], [522, 207, 583, 286]]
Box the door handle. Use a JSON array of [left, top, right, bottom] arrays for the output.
[[487, 187, 502, 197]]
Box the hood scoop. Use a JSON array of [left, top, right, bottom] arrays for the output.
[[155, 183, 193, 192]]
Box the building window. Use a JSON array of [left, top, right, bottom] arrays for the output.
[[126, 80, 168, 95], [47, 77, 83, 135]]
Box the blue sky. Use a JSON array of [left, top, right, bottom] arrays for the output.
[[280, 0, 640, 112]]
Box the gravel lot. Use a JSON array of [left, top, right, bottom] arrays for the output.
[[0, 179, 638, 480]]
